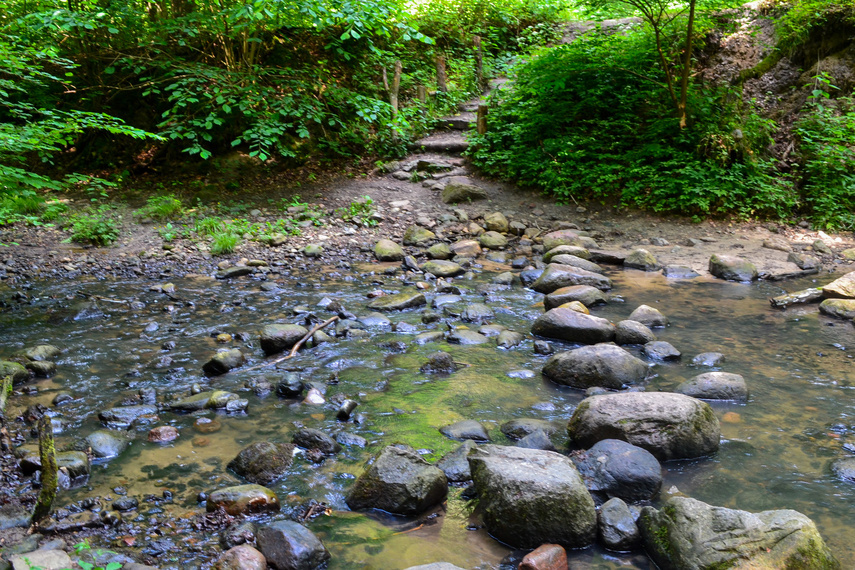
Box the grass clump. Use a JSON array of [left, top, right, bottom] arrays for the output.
[[210, 232, 240, 255], [136, 194, 184, 221], [66, 207, 121, 245]]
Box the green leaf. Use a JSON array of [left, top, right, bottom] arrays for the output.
[[104, 67, 115, 75]]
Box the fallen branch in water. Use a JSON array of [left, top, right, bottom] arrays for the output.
[[242, 316, 339, 372]]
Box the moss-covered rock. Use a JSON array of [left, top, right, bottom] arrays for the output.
[[374, 239, 405, 261]]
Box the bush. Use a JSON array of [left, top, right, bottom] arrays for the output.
[[136, 194, 184, 221], [67, 207, 121, 245]]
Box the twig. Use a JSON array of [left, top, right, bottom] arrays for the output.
[[242, 316, 339, 373]]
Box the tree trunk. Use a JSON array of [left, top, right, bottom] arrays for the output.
[[436, 55, 447, 93], [474, 36, 484, 90], [477, 105, 488, 135], [389, 61, 402, 118], [31, 415, 58, 525], [678, 0, 697, 128]]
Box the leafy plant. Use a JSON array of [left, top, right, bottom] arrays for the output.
[[194, 216, 225, 237], [337, 195, 377, 226], [158, 222, 178, 241], [137, 195, 184, 221], [66, 206, 121, 245], [210, 231, 240, 255]]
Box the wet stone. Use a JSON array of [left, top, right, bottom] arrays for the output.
[[676, 372, 748, 401], [436, 439, 478, 482], [571, 439, 662, 502], [86, 430, 129, 459], [461, 303, 494, 323], [367, 291, 426, 311], [628, 304, 668, 328], [202, 348, 245, 376], [642, 341, 681, 361], [23, 344, 61, 362], [148, 426, 179, 443], [213, 545, 266, 570], [206, 484, 280, 516], [228, 442, 295, 484], [276, 373, 304, 398], [99, 405, 158, 429], [335, 432, 368, 448], [599, 497, 641, 551], [292, 428, 341, 455], [519, 544, 567, 570], [440, 419, 491, 442], [25, 360, 56, 377], [544, 285, 607, 310], [256, 521, 330, 570], [447, 330, 490, 345], [501, 419, 557, 440], [259, 324, 309, 355], [420, 352, 458, 374], [691, 352, 725, 367], [615, 320, 656, 345], [422, 260, 464, 277], [497, 330, 525, 349], [662, 265, 700, 279]]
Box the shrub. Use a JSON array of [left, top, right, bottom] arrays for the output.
[[67, 207, 121, 245], [136, 194, 184, 221]]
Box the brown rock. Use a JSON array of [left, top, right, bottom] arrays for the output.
[[213, 545, 266, 570], [148, 426, 179, 443], [519, 544, 567, 570], [823, 272, 855, 299]]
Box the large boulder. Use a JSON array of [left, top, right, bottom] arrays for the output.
[[544, 285, 608, 310], [542, 344, 647, 390], [532, 308, 615, 344], [676, 372, 748, 401], [468, 445, 596, 549], [256, 520, 330, 570], [639, 496, 839, 570], [567, 392, 720, 461], [531, 264, 612, 294], [206, 484, 280, 516], [543, 245, 590, 262], [822, 271, 855, 299], [345, 446, 447, 516], [367, 291, 426, 311], [571, 439, 662, 501], [709, 254, 758, 282], [228, 442, 295, 484], [260, 324, 309, 356]]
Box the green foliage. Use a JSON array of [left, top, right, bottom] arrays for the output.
[[793, 78, 855, 230], [136, 194, 184, 221], [469, 30, 796, 219], [194, 216, 225, 237], [776, 0, 855, 52], [158, 222, 178, 241], [66, 206, 121, 245], [337, 196, 377, 226], [210, 231, 240, 255], [40, 200, 68, 222]]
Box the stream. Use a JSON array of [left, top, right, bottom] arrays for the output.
[[3, 261, 855, 569]]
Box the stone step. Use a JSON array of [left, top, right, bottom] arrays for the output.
[[411, 132, 469, 154], [437, 112, 476, 131]]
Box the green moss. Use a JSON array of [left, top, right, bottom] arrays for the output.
[[784, 539, 841, 570]]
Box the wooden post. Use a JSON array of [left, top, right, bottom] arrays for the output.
[[436, 55, 447, 93], [477, 105, 488, 135], [474, 35, 484, 90], [417, 85, 427, 105], [31, 415, 58, 525], [389, 60, 402, 118]]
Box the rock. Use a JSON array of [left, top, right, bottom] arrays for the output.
[[256, 520, 330, 570], [436, 439, 478, 482], [516, 429, 556, 451], [532, 308, 615, 344], [468, 445, 596, 548], [542, 344, 647, 390], [788, 252, 820, 271], [427, 243, 453, 260], [588, 250, 626, 265], [345, 445, 448, 515], [85, 431, 128, 459], [447, 330, 490, 345], [170, 390, 239, 411], [544, 285, 607, 310], [336, 432, 367, 448], [415, 331, 444, 344], [260, 324, 309, 355], [228, 442, 295, 484], [25, 360, 55, 377], [57, 451, 90, 481], [402, 565, 466, 570], [820, 298, 855, 319], [501, 419, 556, 440], [207, 484, 280, 516], [99, 405, 158, 429], [497, 330, 525, 348], [213, 545, 266, 570], [763, 237, 792, 252], [531, 264, 612, 294], [813, 239, 833, 255], [770, 287, 825, 308], [642, 341, 681, 361], [559, 301, 588, 314], [639, 496, 838, 570], [441, 180, 489, 203], [358, 312, 391, 329], [461, 303, 494, 323], [822, 271, 855, 299], [542, 230, 595, 251], [547, 254, 603, 274], [543, 245, 590, 263], [112, 498, 138, 511], [624, 249, 660, 271], [832, 457, 855, 482], [615, 320, 656, 345], [709, 254, 758, 282], [302, 244, 323, 257], [202, 348, 246, 376], [403, 225, 436, 246], [599, 498, 640, 551], [420, 352, 458, 374], [571, 439, 661, 501], [292, 428, 341, 455], [217, 266, 253, 279], [23, 345, 61, 361], [367, 291, 426, 311], [440, 420, 490, 442], [519, 269, 544, 287], [0, 361, 29, 385], [676, 372, 748, 401], [484, 212, 509, 233], [691, 352, 725, 367], [567, 392, 720, 461], [374, 239, 405, 261], [421, 260, 463, 277], [519, 544, 567, 570], [148, 425, 179, 443], [276, 374, 304, 398], [10, 550, 73, 570], [662, 265, 700, 279], [479, 231, 508, 250], [450, 239, 482, 257], [843, 248, 855, 260], [628, 304, 668, 328]]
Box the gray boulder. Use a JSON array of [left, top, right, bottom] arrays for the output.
[[256, 520, 330, 570], [639, 496, 838, 570], [497, 330, 524, 349], [98, 405, 157, 429], [441, 180, 488, 204], [532, 308, 615, 344], [374, 239, 405, 262], [260, 325, 309, 356], [500, 419, 557, 440], [85, 431, 128, 459], [676, 372, 748, 401], [599, 497, 641, 551], [367, 291, 426, 311], [422, 260, 464, 278], [628, 304, 668, 328], [531, 264, 612, 294], [567, 392, 720, 461], [461, 303, 494, 323], [22, 345, 61, 362], [571, 439, 661, 501], [345, 446, 447, 516], [440, 420, 490, 442], [615, 320, 656, 345], [435, 440, 478, 482], [643, 341, 681, 361], [543, 245, 591, 262], [709, 254, 758, 282], [544, 285, 608, 310], [228, 442, 295, 484], [292, 428, 341, 455], [403, 225, 436, 246], [542, 344, 647, 390], [548, 254, 604, 274], [624, 249, 660, 271], [468, 445, 596, 548]]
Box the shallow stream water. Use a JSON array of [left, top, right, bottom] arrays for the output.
[[4, 263, 855, 569]]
